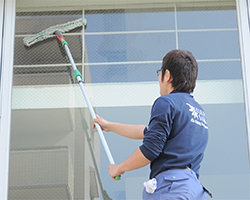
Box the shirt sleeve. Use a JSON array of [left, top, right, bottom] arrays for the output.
[[140, 97, 173, 161]]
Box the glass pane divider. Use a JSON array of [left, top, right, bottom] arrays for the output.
[[236, 0, 250, 164]]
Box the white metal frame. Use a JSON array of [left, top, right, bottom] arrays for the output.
[[236, 0, 250, 165], [0, 0, 4, 67], [0, 0, 16, 199]]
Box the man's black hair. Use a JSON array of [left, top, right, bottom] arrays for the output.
[[161, 49, 198, 93]]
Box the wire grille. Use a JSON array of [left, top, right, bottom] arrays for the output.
[[14, 11, 83, 86]]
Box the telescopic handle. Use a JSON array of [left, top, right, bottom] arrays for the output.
[[54, 31, 121, 180]]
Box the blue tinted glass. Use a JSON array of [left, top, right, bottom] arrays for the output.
[[122, 10, 175, 31], [97, 106, 151, 200], [201, 103, 249, 199], [85, 33, 176, 63], [197, 61, 242, 80], [178, 31, 240, 59], [88, 63, 159, 83], [85, 12, 125, 32], [85, 9, 175, 32], [177, 9, 237, 29]]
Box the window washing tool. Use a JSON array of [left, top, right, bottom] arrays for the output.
[[54, 30, 121, 181], [23, 18, 87, 47], [23, 18, 121, 181]]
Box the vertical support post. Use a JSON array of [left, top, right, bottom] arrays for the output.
[[174, 4, 179, 49], [236, 0, 250, 166], [0, 0, 4, 69], [82, 9, 85, 83], [0, 0, 16, 199]]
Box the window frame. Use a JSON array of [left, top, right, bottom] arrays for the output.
[[0, 0, 16, 199], [236, 0, 250, 164]]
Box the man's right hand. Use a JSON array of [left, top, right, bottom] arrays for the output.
[[92, 115, 111, 132]]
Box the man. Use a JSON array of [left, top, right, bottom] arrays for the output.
[[92, 49, 209, 199]]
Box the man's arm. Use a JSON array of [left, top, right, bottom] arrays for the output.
[[92, 116, 146, 139], [107, 123, 145, 139], [108, 148, 151, 180]]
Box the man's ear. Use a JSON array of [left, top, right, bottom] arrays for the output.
[[164, 69, 172, 83]]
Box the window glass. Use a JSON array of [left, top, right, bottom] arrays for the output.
[[177, 8, 238, 29], [85, 8, 175, 32], [88, 63, 159, 83], [85, 33, 176, 63], [85, 6, 241, 83], [178, 31, 240, 60], [10, 2, 249, 200], [197, 61, 242, 80]]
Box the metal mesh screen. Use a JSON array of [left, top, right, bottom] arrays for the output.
[[14, 11, 83, 87], [10, 9, 99, 200], [14, 35, 82, 65]]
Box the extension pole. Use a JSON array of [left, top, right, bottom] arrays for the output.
[[80, 116, 112, 200], [54, 31, 120, 180]]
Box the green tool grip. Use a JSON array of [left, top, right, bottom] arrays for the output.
[[115, 175, 121, 180], [74, 69, 82, 80]]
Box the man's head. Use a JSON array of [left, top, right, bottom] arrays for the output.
[[160, 49, 198, 94]]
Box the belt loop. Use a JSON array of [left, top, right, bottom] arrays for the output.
[[203, 186, 213, 198]]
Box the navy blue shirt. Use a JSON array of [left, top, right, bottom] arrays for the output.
[[140, 91, 208, 179]]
